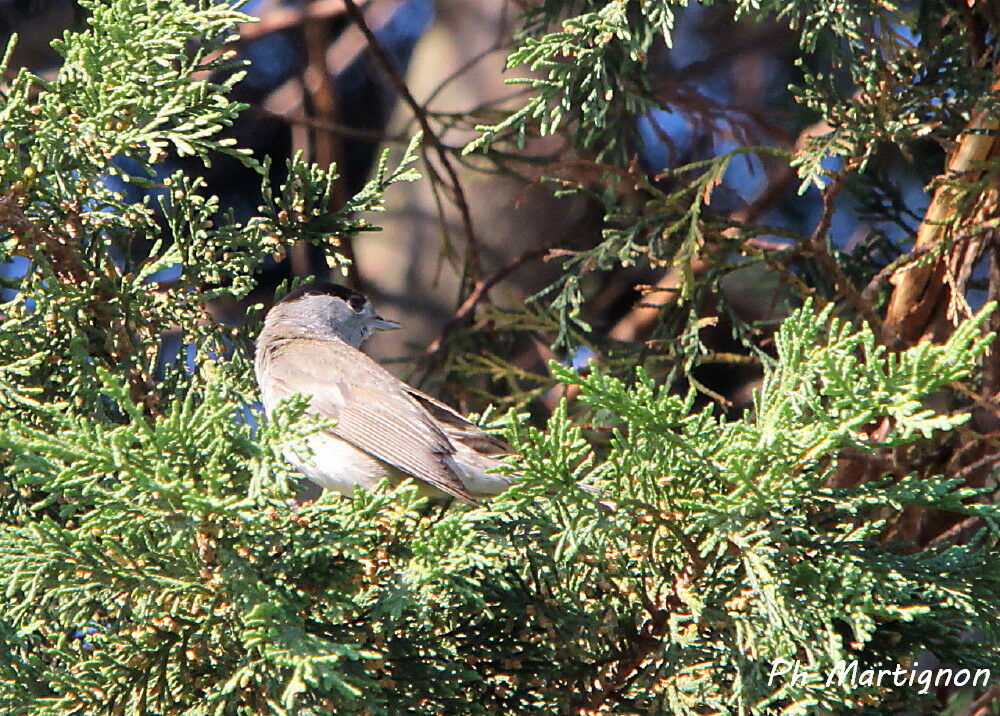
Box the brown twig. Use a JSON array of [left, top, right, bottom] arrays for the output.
[[422, 42, 506, 109], [421, 246, 555, 358], [860, 243, 936, 306], [299, 0, 354, 284], [608, 154, 797, 343], [803, 170, 883, 332], [254, 106, 405, 143], [341, 0, 483, 285]]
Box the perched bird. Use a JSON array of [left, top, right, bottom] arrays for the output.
[[254, 281, 513, 503]]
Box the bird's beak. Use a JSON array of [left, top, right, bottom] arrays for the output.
[[372, 315, 401, 331]]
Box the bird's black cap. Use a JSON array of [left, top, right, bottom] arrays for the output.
[[278, 281, 367, 306]]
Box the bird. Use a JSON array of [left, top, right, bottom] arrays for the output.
[[254, 281, 513, 504]]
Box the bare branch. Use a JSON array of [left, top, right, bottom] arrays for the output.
[[341, 0, 483, 286]]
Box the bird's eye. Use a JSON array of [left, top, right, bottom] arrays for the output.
[[348, 295, 366, 313]]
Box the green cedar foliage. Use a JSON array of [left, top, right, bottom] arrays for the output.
[[464, 0, 999, 353], [0, 1, 998, 715]]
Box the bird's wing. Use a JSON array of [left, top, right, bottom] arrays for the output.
[[265, 338, 476, 503], [403, 386, 512, 455]]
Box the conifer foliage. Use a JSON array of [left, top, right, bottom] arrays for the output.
[[1, 1, 999, 714]]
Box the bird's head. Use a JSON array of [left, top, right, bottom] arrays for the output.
[[266, 281, 400, 347]]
